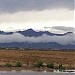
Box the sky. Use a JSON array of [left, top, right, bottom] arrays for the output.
[[0, 0, 75, 45], [0, 0, 74, 33]]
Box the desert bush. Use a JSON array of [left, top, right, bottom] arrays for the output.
[[47, 63, 54, 69], [59, 64, 65, 71], [34, 61, 43, 68], [15, 61, 22, 67], [5, 63, 13, 67]]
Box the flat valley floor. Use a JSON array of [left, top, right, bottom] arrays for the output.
[[0, 49, 75, 70]]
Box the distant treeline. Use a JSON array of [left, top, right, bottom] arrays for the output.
[[0, 47, 75, 51]]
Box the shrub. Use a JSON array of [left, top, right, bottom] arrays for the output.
[[5, 63, 12, 67], [59, 64, 65, 71], [34, 61, 43, 68], [47, 63, 54, 69], [15, 61, 22, 67]]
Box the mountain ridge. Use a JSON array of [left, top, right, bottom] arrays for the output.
[[0, 29, 74, 49], [0, 29, 73, 36]]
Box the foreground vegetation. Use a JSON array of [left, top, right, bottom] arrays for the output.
[[0, 49, 75, 71]]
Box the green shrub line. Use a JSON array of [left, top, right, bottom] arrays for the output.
[[4, 61, 23, 67], [3, 61, 65, 70], [34, 62, 65, 70]]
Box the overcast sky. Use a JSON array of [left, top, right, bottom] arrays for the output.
[[0, 0, 74, 33]]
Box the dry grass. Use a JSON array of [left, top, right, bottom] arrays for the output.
[[0, 49, 75, 69]]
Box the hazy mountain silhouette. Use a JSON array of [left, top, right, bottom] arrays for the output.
[[0, 29, 74, 49], [0, 42, 74, 49], [0, 31, 13, 35], [0, 29, 73, 36], [17, 28, 72, 37]]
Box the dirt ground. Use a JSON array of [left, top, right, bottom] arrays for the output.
[[0, 49, 75, 69]]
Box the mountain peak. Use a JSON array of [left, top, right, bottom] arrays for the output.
[[26, 28, 35, 32], [17, 29, 73, 37]]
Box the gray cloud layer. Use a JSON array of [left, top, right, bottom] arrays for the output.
[[0, 0, 74, 13], [0, 33, 74, 45], [52, 26, 75, 32]]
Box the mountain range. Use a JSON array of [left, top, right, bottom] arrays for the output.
[[0, 29, 73, 36], [0, 29, 75, 49]]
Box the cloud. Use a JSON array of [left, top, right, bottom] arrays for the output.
[[52, 26, 75, 32], [0, 32, 74, 45], [0, 9, 73, 23], [0, 0, 74, 13]]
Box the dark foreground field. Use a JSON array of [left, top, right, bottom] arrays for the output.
[[0, 49, 75, 70]]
